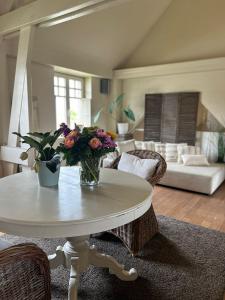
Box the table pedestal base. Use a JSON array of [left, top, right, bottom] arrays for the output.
[[48, 236, 138, 300]]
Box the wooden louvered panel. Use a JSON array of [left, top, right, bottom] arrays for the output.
[[144, 92, 199, 145], [161, 94, 178, 143], [144, 94, 162, 141], [177, 93, 199, 145]]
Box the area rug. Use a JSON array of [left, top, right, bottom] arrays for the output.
[[2, 215, 225, 300]]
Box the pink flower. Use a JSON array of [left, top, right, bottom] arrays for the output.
[[96, 129, 107, 138], [64, 137, 75, 149], [89, 137, 102, 149]]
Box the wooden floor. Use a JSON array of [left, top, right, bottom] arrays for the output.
[[152, 182, 225, 233]]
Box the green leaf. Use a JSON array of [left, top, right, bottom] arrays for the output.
[[40, 147, 55, 161], [13, 132, 43, 151], [108, 101, 115, 114], [115, 94, 124, 105], [123, 107, 135, 122], [41, 130, 61, 148], [28, 132, 50, 139], [93, 107, 103, 124]]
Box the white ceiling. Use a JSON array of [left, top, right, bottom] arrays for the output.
[[31, 0, 172, 76], [0, 0, 36, 15], [2, 0, 172, 76]]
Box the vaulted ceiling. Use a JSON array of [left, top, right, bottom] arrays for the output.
[[0, 0, 36, 15], [4, 0, 172, 77]]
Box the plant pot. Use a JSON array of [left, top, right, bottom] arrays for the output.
[[117, 123, 129, 134], [38, 161, 60, 187], [80, 157, 101, 186]]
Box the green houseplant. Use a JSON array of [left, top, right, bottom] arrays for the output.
[[94, 94, 135, 134], [13, 129, 62, 187]]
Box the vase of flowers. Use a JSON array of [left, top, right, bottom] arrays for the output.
[[80, 157, 101, 186], [13, 129, 62, 187], [58, 123, 117, 186]]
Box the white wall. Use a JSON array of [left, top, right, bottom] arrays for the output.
[[122, 68, 225, 131]]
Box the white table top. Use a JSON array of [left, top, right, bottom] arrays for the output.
[[0, 167, 153, 238]]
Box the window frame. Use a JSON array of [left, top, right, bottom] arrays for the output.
[[54, 72, 85, 127]]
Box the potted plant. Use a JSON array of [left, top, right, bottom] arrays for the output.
[[13, 129, 62, 187], [57, 123, 117, 186], [94, 94, 135, 134]]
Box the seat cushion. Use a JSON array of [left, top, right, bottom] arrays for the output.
[[159, 162, 225, 194]]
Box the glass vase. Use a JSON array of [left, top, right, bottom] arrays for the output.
[[80, 157, 101, 186]]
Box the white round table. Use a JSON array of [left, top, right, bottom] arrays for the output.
[[0, 167, 153, 300]]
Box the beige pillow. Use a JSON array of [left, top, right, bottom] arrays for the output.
[[165, 143, 178, 162], [134, 141, 144, 150], [177, 145, 198, 164], [182, 154, 209, 166], [155, 143, 166, 158], [117, 139, 135, 154]]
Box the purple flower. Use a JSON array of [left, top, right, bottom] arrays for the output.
[[60, 123, 71, 137], [96, 129, 107, 138], [102, 136, 117, 148]]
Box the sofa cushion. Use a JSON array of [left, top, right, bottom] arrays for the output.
[[165, 143, 179, 162], [118, 152, 158, 179], [177, 145, 201, 163], [155, 143, 166, 158], [182, 154, 209, 166], [159, 162, 225, 194], [117, 139, 135, 154], [135, 141, 155, 151]]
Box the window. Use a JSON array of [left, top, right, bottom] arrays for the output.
[[54, 74, 90, 128]]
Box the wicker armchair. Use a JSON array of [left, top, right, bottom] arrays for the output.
[[0, 242, 51, 300], [109, 150, 167, 255]]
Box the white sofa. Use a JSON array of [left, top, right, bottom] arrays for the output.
[[103, 139, 225, 195], [160, 162, 225, 195]]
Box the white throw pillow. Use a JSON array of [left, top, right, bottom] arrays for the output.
[[135, 141, 155, 151], [182, 154, 209, 166], [155, 143, 166, 158], [117, 139, 136, 154], [118, 152, 159, 179], [134, 141, 144, 150], [145, 141, 155, 151], [177, 145, 199, 164], [165, 143, 178, 162]]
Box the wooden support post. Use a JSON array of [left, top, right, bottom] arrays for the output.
[[2, 26, 35, 175], [8, 25, 35, 144]]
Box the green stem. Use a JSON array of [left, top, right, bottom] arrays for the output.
[[84, 160, 98, 182]]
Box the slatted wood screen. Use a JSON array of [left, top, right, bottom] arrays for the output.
[[144, 92, 199, 145], [144, 94, 162, 141]]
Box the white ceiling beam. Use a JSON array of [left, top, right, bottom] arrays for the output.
[[113, 57, 225, 79], [39, 0, 130, 28], [0, 0, 130, 35]]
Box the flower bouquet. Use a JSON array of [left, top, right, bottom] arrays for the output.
[[57, 123, 117, 186]]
